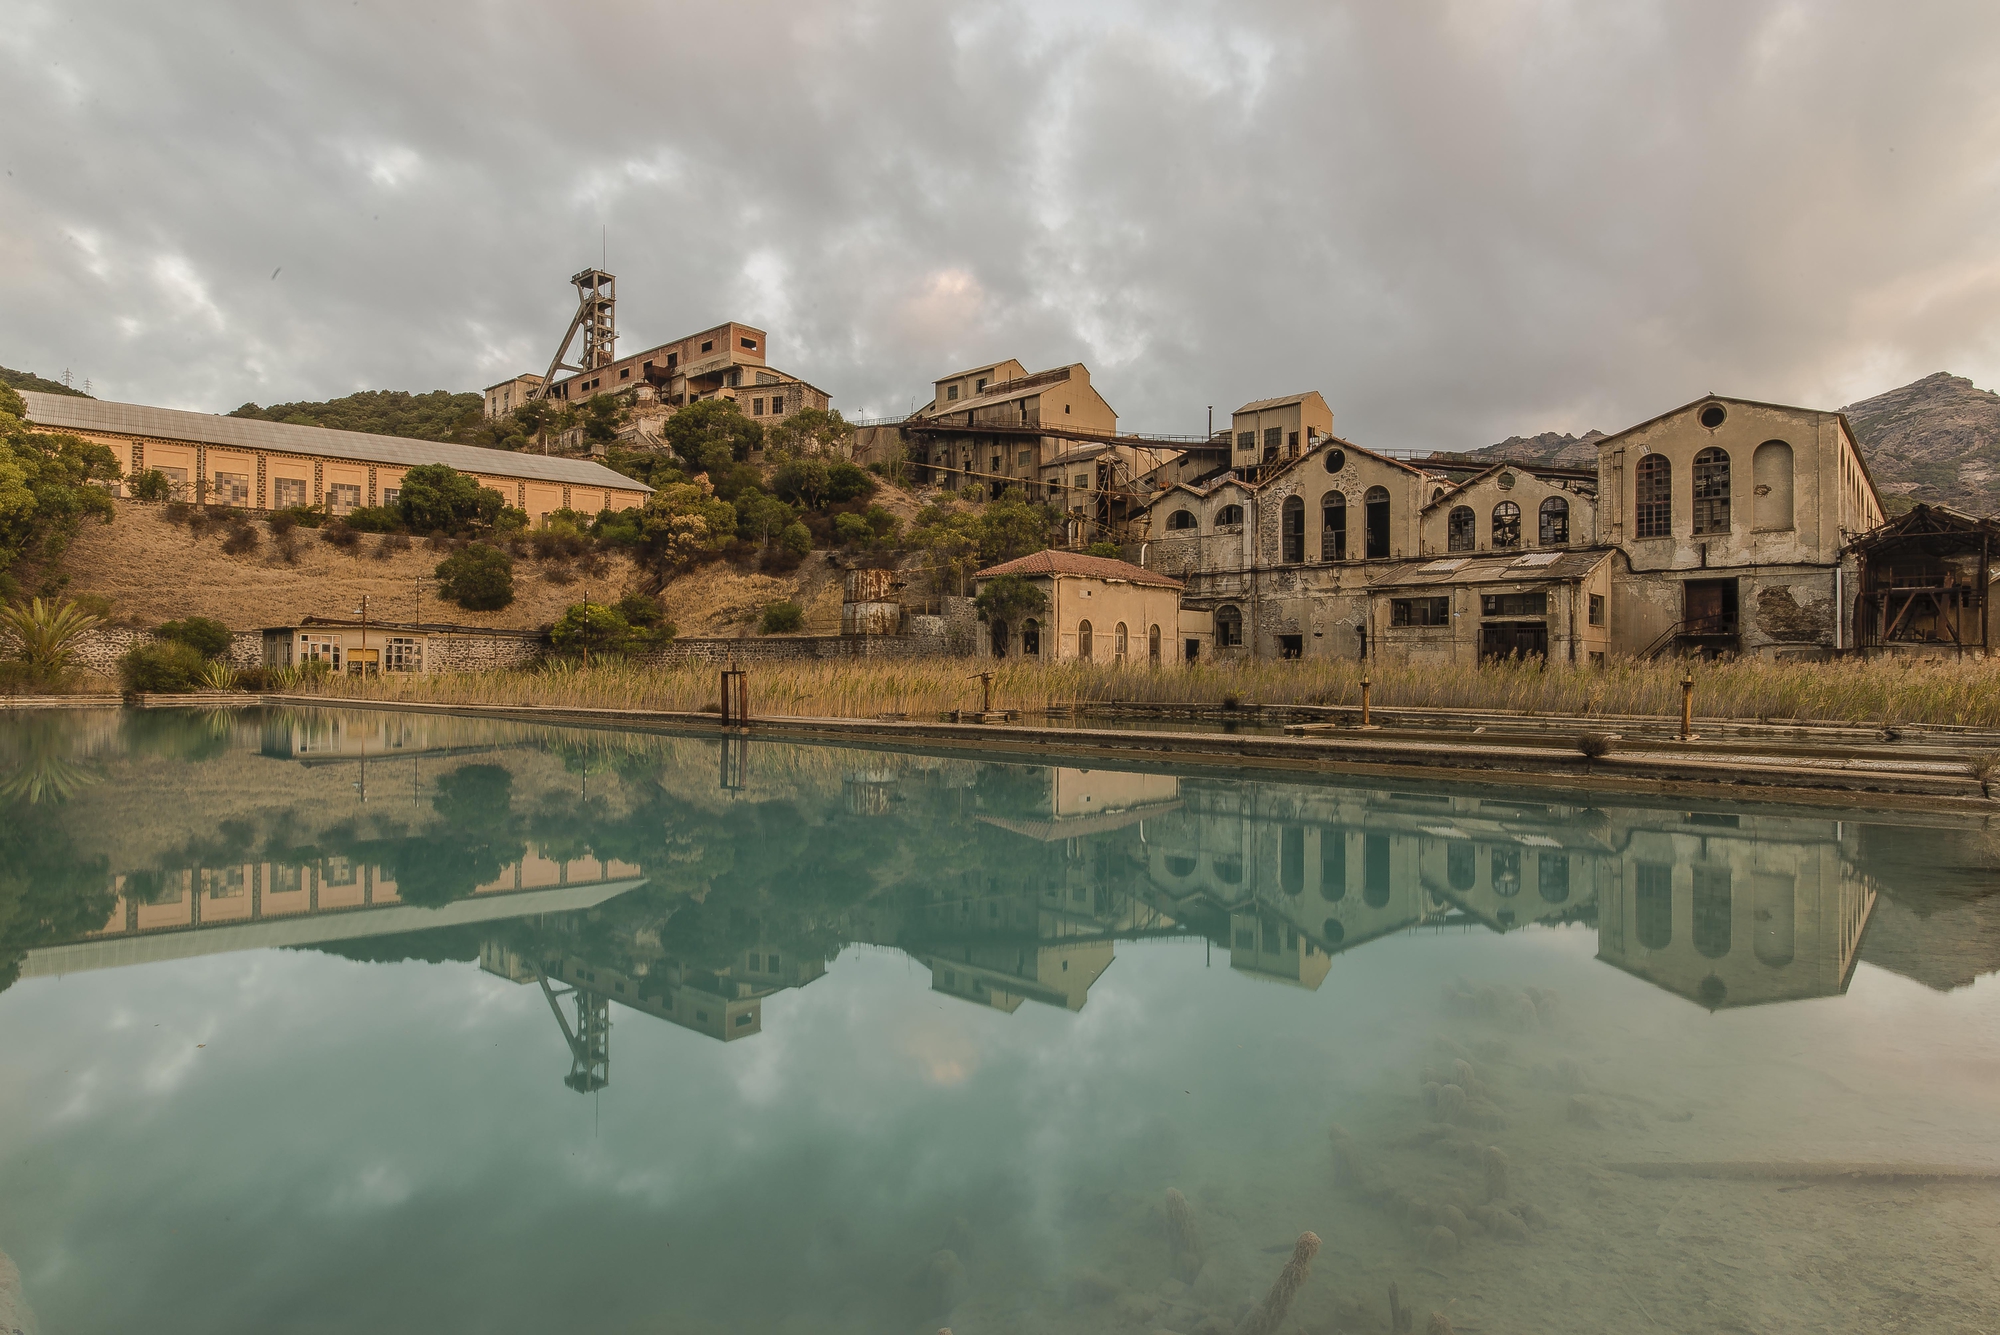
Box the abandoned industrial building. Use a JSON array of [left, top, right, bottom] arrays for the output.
[[1137, 393, 1893, 664], [19, 390, 651, 520]]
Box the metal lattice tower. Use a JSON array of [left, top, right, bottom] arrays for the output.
[[536, 971, 611, 1093], [532, 268, 617, 398]]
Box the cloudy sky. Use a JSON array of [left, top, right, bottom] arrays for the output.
[[3, 0, 1998, 450]]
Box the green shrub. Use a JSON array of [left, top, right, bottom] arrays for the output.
[[128, 469, 174, 502], [825, 461, 873, 503], [617, 592, 668, 627], [1086, 541, 1123, 559], [759, 600, 805, 634], [435, 542, 515, 610], [396, 463, 505, 534], [155, 616, 233, 659], [342, 505, 402, 533], [119, 641, 208, 693], [778, 521, 812, 557]]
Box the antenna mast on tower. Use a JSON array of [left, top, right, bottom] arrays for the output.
[[530, 268, 617, 399]]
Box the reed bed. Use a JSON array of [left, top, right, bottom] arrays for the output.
[[290, 654, 2000, 728]]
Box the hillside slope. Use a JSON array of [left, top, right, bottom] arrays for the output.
[[229, 389, 484, 443], [1, 364, 90, 397], [42, 504, 843, 638]]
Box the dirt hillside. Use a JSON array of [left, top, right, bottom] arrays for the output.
[[41, 502, 843, 639]]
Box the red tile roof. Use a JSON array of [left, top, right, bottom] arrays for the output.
[[973, 549, 1183, 588]]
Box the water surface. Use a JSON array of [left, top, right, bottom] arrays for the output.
[[1, 707, 1996, 1334]]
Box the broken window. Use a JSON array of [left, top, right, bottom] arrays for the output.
[[1215, 604, 1243, 647], [1237, 431, 1255, 452], [1693, 446, 1731, 534], [1364, 487, 1391, 559], [1263, 426, 1282, 461], [1481, 591, 1547, 617], [1281, 495, 1305, 562], [1323, 493, 1347, 560], [1166, 509, 1197, 531], [1539, 496, 1569, 545], [1215, 504, 1244, 528], [1448, 506, 1475, 552], [1492, 501, 1522, 549], [1390, 597, 1450, 627], [1635, 454, 1672, 538]]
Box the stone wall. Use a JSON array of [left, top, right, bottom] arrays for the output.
[[427, 633, 544, 671]]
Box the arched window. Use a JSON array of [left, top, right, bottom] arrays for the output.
[[1491, 501, 1522, 549], [1693, 866, 1731, 959], [1165, 855, 1196, 878], [1148, 623, 1161, 663], [1078, 620, 1093, 662], [1212, 853, 1243, 885], [1322, 832, 1346, 900], [1166, 508, 1197, 531], [1753, 441, 1794, 532], [1323, 493, 1347, 561], [1538, 851, 1570, 903], [1447, 506, 1475, 552], [1281, 495, 1305, 562], [1363, 833, 1391, 907], [1113, 622, 1128, 662], [1215, 503, 1244, 528], [1635, 454, 1672, 538], [1635, 864, 1672, 949], [1214, 605, 1243, 647], [1281, 827, 1305, 894], [1447, 842, 1475, 891], [1693, 447, 1730, 535], [1021, 617, 1041, 657], [1363, 486, 1391, 559], [1491, 847, 1521, 896], [1539, 496, 1569, 545], [1322, 917, 1345, 946]]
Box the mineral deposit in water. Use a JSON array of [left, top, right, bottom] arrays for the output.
[[1, 707, 1997, 1334]]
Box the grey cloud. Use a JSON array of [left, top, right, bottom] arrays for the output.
[[2, 0, 1996, 449]]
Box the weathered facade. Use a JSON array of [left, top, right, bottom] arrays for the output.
[[22, 392, 652, 522], [1847, 504, 2000, 657], [1136, 393, 1887, 664], [971, 550, 1184, 665]]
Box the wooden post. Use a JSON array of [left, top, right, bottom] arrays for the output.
[[719, 661, 749, 724], [1680, 671, 1695, 741]]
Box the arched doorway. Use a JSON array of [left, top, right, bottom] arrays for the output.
[[1078, 620, 1093, 662], [990, 619, 1009, 658], [1148, 623, 1161, 663]]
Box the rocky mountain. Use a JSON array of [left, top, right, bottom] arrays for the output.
[[1468, 373, 2000, 516], [1836, 372, 2000, 514]]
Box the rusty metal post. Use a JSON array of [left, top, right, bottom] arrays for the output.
[[1680, 671, 1695, 741], [1360, 675, 1372, 729], [980, 671, 994, 714], [720, 661, 749, 724]]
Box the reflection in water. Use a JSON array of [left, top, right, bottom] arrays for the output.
[[2, 708, 1998, 1334]]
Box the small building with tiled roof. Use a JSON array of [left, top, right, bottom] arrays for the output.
[[972, 549, 1188, 664]]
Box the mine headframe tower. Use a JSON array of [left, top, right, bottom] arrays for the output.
[[531, 268, 617, 399]]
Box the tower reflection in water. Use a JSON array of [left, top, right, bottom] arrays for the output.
[[12, 708, 1985, 1094]]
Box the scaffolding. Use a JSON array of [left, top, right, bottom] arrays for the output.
[[531, 268, 618, 398]]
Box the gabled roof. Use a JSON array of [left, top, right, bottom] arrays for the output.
[[1593, 393, 1885, 517], [933, 358, 1027, 384], [974, 549, 1183, 589], [21, 392, 650, 492], [1150, 473, 1258, 509], [1367, 548, 1612, 589], [916, 365, 1085, 420], [1418, 461, 1595, 511], [1261, 433, 1448, 486]]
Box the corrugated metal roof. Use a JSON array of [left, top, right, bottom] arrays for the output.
[[1368, 548, 1611, 588], [20, 391, 651, 492], [1234, 392, 1323, 414]]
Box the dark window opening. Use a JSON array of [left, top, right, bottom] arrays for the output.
[[1635, 864, 1673, 950], [1281, 827, 1305, 894], [1215, 504, 1244, 528], [1539, 496, 1569, 545], [1693, 866, 1732, 959], [1324, 448, 1346, 473], [1322, 832, 1346, 900], [1282, 495, 1305, 562], [1447, 842, 1474, 891], [1263, 426, 1282, 461], [700, 340, 714, 352], [1166, 508, 1196, 530], [1323, 493, 1347, 560], [1683, 578, 1738, 636], [1237, 431, 1255, 452], [1539, 852, 1571, 904], [1278, 634, 1303, 658], [1391, 597, 1450, 627], [1215, 605, 1243, 647], [1491, 848, 1521, 898], [619, 367, 630, 379], [1021, 618, 1040, 656], [1492, 500, 1522, 549], [1448, 506, 1475, 552], [741, 337, 757, 349], [1363, 834, 1392, 908], [1699, 403, 1727, 429], [1364, 486, 1391, 559]]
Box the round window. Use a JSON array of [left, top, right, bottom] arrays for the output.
[[1497, 471, 1516, 490], [1699, 403, 1727, 429], [1323, 449, 1346, 474]]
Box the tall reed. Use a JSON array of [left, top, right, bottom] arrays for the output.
[[288, 655, 2000, 728]]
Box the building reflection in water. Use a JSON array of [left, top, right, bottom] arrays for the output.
[[11, 709, 1988, 1093]]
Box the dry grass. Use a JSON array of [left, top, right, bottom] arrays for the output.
[[292, 654, 2000, 728]]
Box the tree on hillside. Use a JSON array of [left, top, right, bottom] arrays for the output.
[[580, 391, 630, 445], [663, 399, 762, 476], [637, 479, 737, 567], [767, 407, 855, 459], [396, 464, 506, 534], [0, 366, 91, 399], [435, 543, 515, 610], [230, 389, 484, 443], [0, 385, 120, 584]]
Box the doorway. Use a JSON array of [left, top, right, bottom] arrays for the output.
[[1480, 622, 1548, 661]]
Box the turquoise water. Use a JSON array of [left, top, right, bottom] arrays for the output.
[[1, 707, 1996, 1335]]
